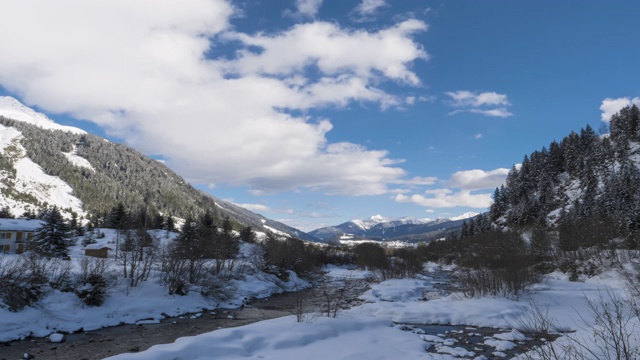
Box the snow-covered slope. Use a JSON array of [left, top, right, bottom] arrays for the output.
[[449, 211, 479, 222], [0, 123, 85, 217], [0, 97, 315, 240], [0, 96, 85, 134]]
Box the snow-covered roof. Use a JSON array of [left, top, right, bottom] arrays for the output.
[[0, 218, 44, 231]]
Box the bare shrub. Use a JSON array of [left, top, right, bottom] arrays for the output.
[[118, 228, 157, 288], [575, 289, 640, 360], [458, 266, 541, 300], [0, 255, 47, 311], [518, 290, 640, 360], [314, 276, 359, 318], [74, 256, 116, 306], [354, 242, 388, 272], [160, 242, 190, 295]]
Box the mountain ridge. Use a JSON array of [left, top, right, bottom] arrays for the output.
[[0, 97, 320, 242], [310, 212, 478, 242]]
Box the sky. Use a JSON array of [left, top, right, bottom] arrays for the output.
[[1, 0, 639, 232]]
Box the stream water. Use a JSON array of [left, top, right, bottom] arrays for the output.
[[401, 268, 559, 359]]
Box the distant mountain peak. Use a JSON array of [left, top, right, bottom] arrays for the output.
[[0, 96, 85, 135], [448, 212, 480, 221]]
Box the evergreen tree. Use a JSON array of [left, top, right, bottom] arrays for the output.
[[29, 206, 73, 258], [239, 226, 257, 243], [175, 215, 204, 283], [107, 202, 130, 260], [0, 206, 13, 218]]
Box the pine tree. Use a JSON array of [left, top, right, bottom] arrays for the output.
[[29, 206, 73, 258], [0, 206, 13, 218], [175, 215, 204, 283], [107, 202, 130, 260]]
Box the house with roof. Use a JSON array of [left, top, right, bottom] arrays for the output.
[[0, 218, 44, 253]]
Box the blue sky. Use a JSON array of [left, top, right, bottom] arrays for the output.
[[1, 0, 639, 231]]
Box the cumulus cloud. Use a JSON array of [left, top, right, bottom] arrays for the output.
[[445, 90, 513, 118], [352, 0, 388, 21], [292, 0, 324, 18], [236, 203, 271, 213], [448, 168, 509, 190], [235, 203, 294, 215], [394, 167, 508, 209], [393, 176, 438, 186], [395, 191, 492, 208], [600, 97, 640, 122], [0, 0, 428, 196]]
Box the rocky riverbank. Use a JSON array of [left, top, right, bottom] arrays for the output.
[[1, 289, 314, 360]]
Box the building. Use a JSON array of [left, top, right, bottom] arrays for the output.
[[0, 218, 44, 253]]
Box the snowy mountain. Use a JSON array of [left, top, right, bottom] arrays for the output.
[[309, 212, 479, 243], [481, 105, 640, 241], [0, 97, 85, 134], [0, 97, 318, 241]]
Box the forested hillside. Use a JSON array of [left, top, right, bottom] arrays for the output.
[[489, 104, 640, 245], [423, 105, 640, 297], [0, 116, 316, 240]]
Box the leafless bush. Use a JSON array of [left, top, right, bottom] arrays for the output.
[[518, 290, 640, 360], [118, 229, 157, 288], [458, 267, 541, 300], [314, 276, 359, 318], [0, 255, 47, 311], [198, 272, 234, 301], [514, 301, 577, 360], [160, 242, 190, 295], [23, 253, 73, 290], [575, 289, 640, 360]]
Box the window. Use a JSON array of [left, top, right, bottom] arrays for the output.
[[0, 232, 11, 239], [2, 245, 9, 252]]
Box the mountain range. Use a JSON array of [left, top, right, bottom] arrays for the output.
[[309, 212, 478, 243]]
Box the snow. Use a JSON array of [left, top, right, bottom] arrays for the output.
[[12, 157, 84, 214], [2, 229, 639, 360], [0, 124, 85, 217], [262, 225, 290, 238], [0, 230, 308, 342], [448, 212, 480, 221], [97, 263, 640, 360], [360, 278, 429, 302], [0, 218, 44, 231], [48, 333, 65, 343], [62, 145, 95, 172], [0, 96, 85, 134]]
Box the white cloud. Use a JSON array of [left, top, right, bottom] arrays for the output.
[[445, 91, 509, 107], [226, 20, 427, 85], [237, 203, 271, 213], [445, 90, 513, 118], [235, 203, 294, 215], [600, 97, 640, 122], [394, 167, 508, 209], [395, 191, 492, 208], [352, 0, 387, 21], [0, 0, 429, 196], [474, 133, 483, 139], [393, 176, 438, 186], [448, 168, 509, 190], [294, 0, 323, 18], [468, 108, 513, 118]]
